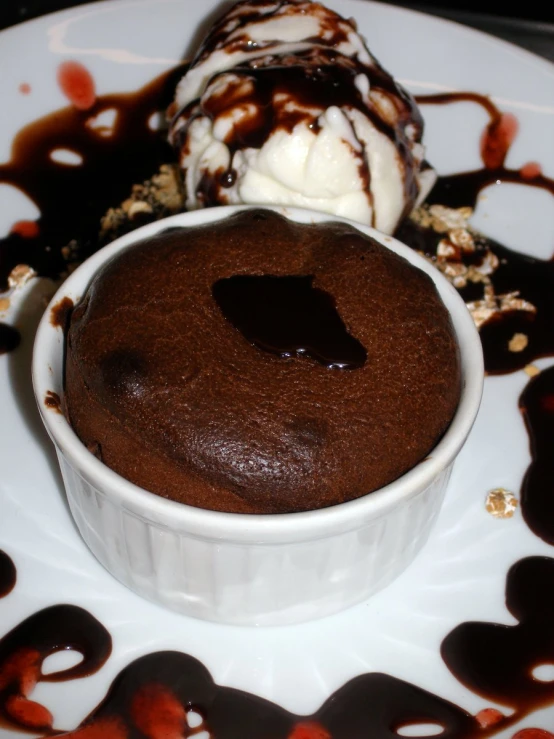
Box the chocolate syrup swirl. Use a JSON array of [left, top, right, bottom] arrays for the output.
[[0, 559, 552, 738], [0, 63, 186, 292], [397, 91, 554, 375], [415, 93, 553, 199], [42, 650, 477, 739], [519, 366, 554, 544], [0, 551, 15, 598], [442, 556, 554, 732], [213, 274, 367, 369], [0, 604, 112, 732]]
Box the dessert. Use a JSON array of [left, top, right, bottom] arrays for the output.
[[167, 0, 435, 234], [64, 208, 461, 514]]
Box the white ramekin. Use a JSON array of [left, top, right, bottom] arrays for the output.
[[32, 205, 484, 626]]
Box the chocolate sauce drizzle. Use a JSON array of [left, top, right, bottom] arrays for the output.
[[0, 551, 15, 598], [212, 274, 367, 369], [519, 366, 554, 545], [56, 559, 553, 738], [173, 43, 422, 219], [0, 604, 111, 732], [36, 651, 477, 739], [0, 63, 186, 292], [442, 556, 554, 733], [397, 91, 554, 375], [1, 558, 553, 738]]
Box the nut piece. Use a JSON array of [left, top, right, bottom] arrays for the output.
[[508, 333, 528, 352], [466, 287, 536, 330], [409, 204, 537, 329], [8, 264, 35, 289], [524, 364, 541, 378], [100, 163, 184, 243], [485, 488, 518, 519]]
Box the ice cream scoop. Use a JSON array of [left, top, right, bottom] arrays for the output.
[[168, 0, 435, 234]]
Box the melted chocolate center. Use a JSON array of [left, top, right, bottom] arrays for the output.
[[212, 275, 367, 369]]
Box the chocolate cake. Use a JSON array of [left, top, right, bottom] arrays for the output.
[[64, 209, 461, 514]]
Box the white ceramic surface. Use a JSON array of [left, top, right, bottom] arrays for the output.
[[0, 0, 553, 735], [32, 205, 483, 626]]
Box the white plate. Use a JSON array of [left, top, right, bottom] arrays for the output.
[[0, 0, 553, 735]]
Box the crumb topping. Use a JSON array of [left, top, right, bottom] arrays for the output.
[[485, 488, 518, 519], [524, 364, 540, 377], [99, 164, 184, 243], [8, 264, 35, 289], [411, 204, 537, 330], [508, 333, 529, 353]]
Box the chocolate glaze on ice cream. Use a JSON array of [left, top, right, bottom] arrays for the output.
[[168, 0, 434, 233], [64, 209, 461, 514]]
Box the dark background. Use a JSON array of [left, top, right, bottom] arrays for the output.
[[0, 0, 553, 62]]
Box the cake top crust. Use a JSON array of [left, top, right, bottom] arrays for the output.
[[65, 209, 461, 513]]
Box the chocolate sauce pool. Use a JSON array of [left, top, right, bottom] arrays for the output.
[[0, 551, 15, 598], [400, 91, 554, 376]]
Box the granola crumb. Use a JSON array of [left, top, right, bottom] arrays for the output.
[[99, 163, 184, 243], [8, 264, 35, 289], [485, 488, 518, 519], [508, 333, 528, 353], [128, 200, 154, 218], [466, 287, 536, 331], [524, 364, 541, 378], [0, 297, 10, 313]]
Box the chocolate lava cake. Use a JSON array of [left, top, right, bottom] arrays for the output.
[[64, 209, 461, 514]]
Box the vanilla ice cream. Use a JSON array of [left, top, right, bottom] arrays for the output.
[[168, 0, 435, 234]]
